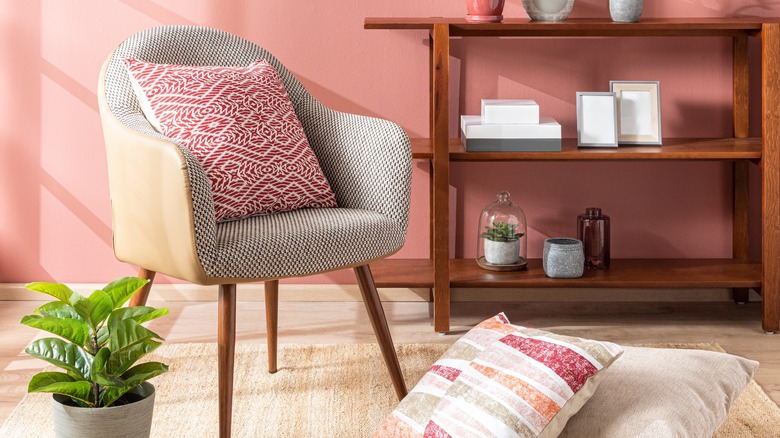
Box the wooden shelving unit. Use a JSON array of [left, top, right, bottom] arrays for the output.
[[366, 18, 780, 334]]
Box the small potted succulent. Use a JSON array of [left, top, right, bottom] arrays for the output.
[[481, 221, 524, 265], [21, 277, 168, 437]]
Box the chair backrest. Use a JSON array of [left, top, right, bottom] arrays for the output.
[[103, 26, 315, 138], [100, 26, 327, 280]]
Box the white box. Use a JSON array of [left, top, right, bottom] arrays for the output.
[[461, 115, 561, 152], [481, 99, 540, 124], [461, 115, 561, 139]]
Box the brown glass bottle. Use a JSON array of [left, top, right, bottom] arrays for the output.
[[577, 207, 610, 269]]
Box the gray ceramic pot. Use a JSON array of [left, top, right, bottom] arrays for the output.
[[543, 238, 584, 278], [51, 382, 155, 438], [609, 0, 643, 23]]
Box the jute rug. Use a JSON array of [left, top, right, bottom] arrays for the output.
[[1, 342, 777, 437]]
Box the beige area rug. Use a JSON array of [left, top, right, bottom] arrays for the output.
[[1, 342, 777, 437]]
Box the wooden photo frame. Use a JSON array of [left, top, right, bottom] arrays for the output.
[[610, 81, 662, 145], [576, 92, 618, 147]]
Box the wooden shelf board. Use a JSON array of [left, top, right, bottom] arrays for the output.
[[371, 258, 761, 289], [411, 138, 761, 161], [365, 18, 768, 37], [372, 258, 434, 288], [450, 258, 762, 289], [410, 138, 432, 159]]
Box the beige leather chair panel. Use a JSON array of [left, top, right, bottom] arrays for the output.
[[98, 56, 208, 284]]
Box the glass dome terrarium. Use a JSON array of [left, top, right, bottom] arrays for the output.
[[477, 191, 527, 271]]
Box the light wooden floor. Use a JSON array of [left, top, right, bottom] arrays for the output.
[[2, 298, 779, 426]]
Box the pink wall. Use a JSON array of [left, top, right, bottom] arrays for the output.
[[0, 0, 775, 284]]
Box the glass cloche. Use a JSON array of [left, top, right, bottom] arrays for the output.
[[477, 191, 527, 271]]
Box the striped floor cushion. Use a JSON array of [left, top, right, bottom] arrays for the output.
[[374, 313, 623, 438]]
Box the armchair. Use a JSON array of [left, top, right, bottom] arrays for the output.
[[98, 26, 411, 437]]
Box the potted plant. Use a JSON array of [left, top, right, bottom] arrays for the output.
[[20, 277, 168, 437], [481, 221, 524, 265]]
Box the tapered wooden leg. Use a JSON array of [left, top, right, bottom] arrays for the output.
[[218, 284, 237, 438], [354, 265, 407, 400], [129, 268, 155, 307], [265, 280, 278, 373]]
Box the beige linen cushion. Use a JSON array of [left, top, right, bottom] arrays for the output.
[[559, 345, 758, 437]]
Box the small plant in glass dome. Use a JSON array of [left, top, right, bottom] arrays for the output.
[[481, 221, 524, 265], [477, 191, 528, 270]]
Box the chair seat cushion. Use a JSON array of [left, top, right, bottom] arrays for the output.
[[123, 58, 337, 222], [211, 208, 406, 279]]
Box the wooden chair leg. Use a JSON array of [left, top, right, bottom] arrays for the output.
[[354, 264, 408, 400], [218, 284, 237, 438], [129, 268, 155, 307], [265, 280, 279, 373]]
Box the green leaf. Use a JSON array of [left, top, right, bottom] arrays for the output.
[[28, 372, 94, 407], [73, 290, 113, 329], [35, 301, 86, 322], [102, 277, 149, 309], [25, 338, 92, 379], [101, 361, 168, 407], [91, 347, 110, 375], [96, 325, 109, 349], [107, 339, 162, 375], [24, 282, 76, 303], [20, 315, 90, 347], [108, 319, 163, 354], [109, 306, 170, 326], [92, 371, 125, 388], [67, 291, 90, 321]]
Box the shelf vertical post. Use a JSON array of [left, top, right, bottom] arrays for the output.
[[761, 23, 780, 332], [733, 35, 751, 303], [431, 23, 451, 333]]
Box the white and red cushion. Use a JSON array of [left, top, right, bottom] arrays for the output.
[[374, 314, 624, 438], [123, 58, 337, 222]]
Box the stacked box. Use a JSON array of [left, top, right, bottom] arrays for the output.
[[461, 99, 562, 152]]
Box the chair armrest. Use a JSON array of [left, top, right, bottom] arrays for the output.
[[99, 60, 216, 283], [300, 105, 413, 231]]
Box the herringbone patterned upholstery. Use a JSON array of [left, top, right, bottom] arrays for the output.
[[103, 26, 411, 279]]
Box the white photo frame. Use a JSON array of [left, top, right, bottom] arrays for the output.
[[576, 92, 618, 147], [610, 81, 662, 145]]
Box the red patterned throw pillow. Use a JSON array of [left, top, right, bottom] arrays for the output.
[[123, 58, 337, 222]]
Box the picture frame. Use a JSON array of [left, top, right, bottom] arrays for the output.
[[576, 92, 618, 147], [610, 81, 662, 145]]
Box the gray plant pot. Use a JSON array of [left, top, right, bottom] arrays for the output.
[[51, 382, 155, 438], [609, 0, 643, 22], [484, 239, 520, 265]]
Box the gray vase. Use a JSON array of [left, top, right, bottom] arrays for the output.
[[51, 382, 155, 438], [609, 0, 643, 23], [543, 238, 584, 279]]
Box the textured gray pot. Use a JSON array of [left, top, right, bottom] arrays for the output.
[[51, 382, 155, 438], [609, 0, 643, 22], [543, 238, 584, 278]]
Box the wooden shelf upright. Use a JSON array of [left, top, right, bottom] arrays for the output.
[[366, 17, 780, 334]]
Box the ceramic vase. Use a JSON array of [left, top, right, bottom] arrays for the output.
[[522, 0, 575, 21], [51, 382, 156, 438], [609, 0, 643, 22], [466, 0, 505, 23], [543, 238, 584, 278]]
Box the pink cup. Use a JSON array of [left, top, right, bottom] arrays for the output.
[[466, 0, 505, 23]]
